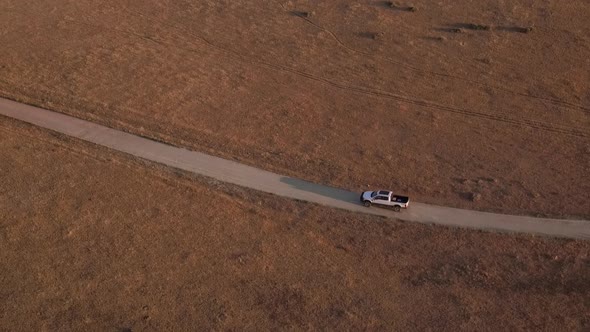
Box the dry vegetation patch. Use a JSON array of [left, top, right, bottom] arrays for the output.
[[0, 0, 588, 218], [1, 118, 589, 330]]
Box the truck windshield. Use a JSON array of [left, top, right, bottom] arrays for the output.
[[370, 191, 378, 198]]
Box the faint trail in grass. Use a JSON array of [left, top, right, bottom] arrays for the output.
[[46, 7, 590, 139], [272, 0, 590, 113]]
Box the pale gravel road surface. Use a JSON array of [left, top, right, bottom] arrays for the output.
[[1, 97, 588, 239]]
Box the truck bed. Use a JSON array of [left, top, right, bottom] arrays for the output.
[[391, 195, 409, 204]]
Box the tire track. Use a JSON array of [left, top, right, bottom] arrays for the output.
[[119, 7, 589, 138], [38, 7, 587, 139], [274, 0, 590, 113]]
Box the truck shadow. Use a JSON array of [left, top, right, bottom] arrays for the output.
[[280, 177, 362, 205]]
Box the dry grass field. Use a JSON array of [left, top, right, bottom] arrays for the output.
[[0, 0, 588, 217], [1, 118, 589, 330]]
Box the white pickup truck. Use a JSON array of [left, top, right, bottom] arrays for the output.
[[360, 190, 410, 212]]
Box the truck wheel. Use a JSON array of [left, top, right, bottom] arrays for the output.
[[363, 201, 371, 207], [393, 205, 401, 212]]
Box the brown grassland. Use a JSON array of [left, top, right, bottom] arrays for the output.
[[1, 118, 589, 330], [0, 0, 589, 217], [1, 0, 590, 330]]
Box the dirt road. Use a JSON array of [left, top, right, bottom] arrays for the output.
[[1, 97, 588, 239]]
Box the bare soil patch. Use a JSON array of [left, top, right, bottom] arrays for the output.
[[0, 1, 589, 218], [1, 117, 589, 330]]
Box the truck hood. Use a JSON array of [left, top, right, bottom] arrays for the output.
[[361, 191, 374, 201]]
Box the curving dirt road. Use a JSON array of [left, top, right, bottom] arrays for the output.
[[1, 97, 588, 240]]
